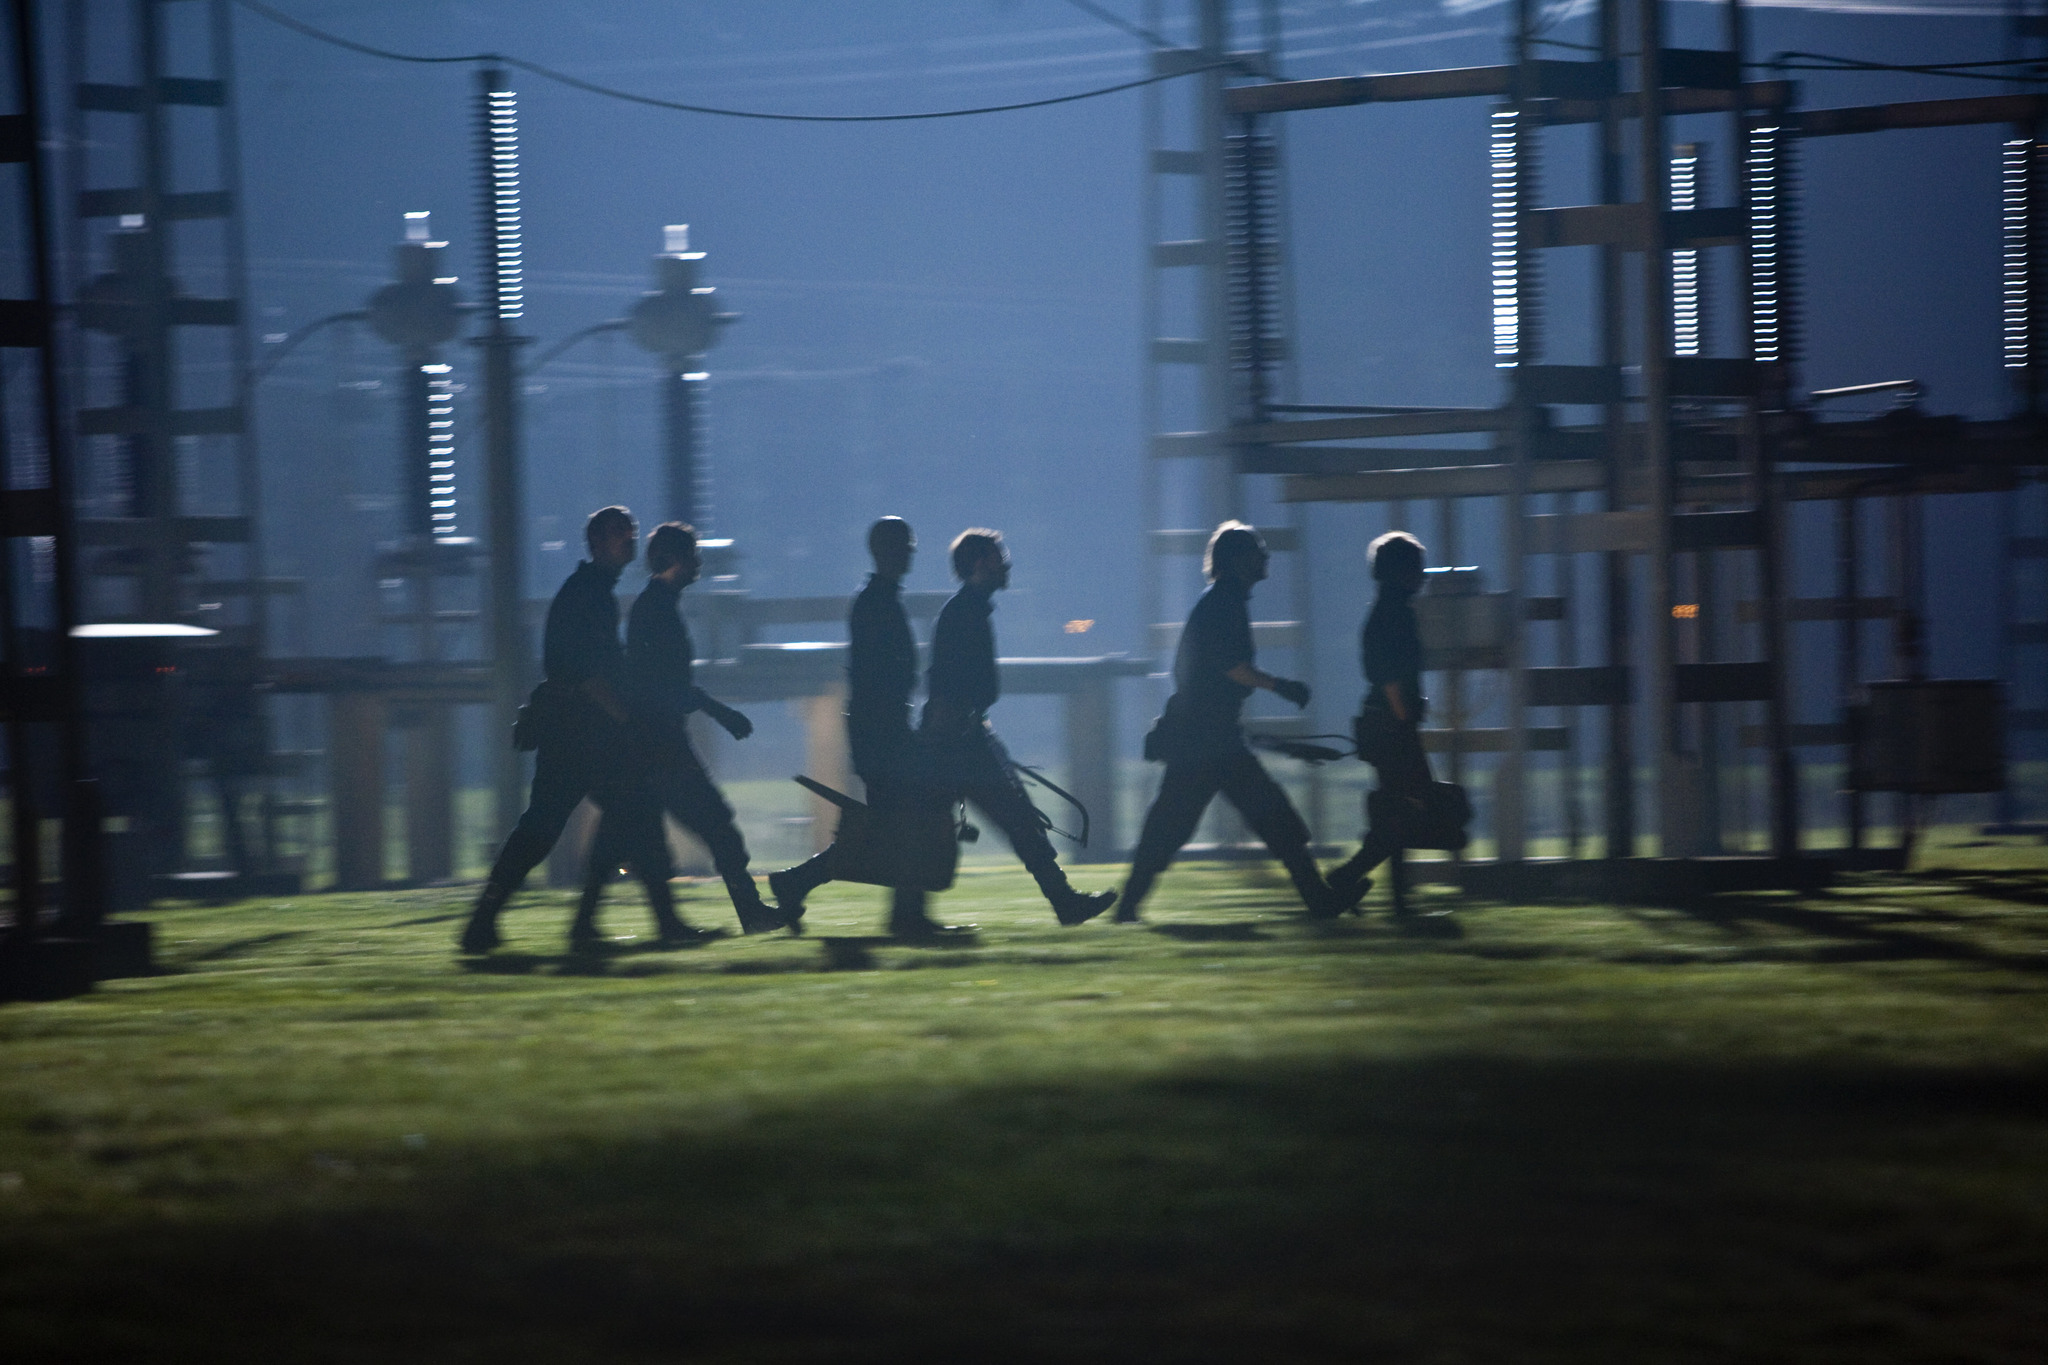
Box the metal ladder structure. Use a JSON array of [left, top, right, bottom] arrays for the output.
[[0, 0, 102, 991], [1140, 0, 1321, 847], [61, 0, 273, 895], [64, 0, 259, 638], [1993, 6, 2048, 836]]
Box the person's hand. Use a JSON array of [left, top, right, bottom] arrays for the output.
[[711, 703, 753, 741], [1273, 677, 1311, 709]]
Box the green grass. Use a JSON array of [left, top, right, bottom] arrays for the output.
[[4, 844, 2048, 1362]]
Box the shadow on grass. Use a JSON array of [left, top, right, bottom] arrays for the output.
[[1147, 921, 1271, 942], [383, 912, 466, 929], [1923, 870, 2048, 909], [1664, 895, 2048, 974], [178, 931, 305, 964], [6, 1054, 2045, 1364]]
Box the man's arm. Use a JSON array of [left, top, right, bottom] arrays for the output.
[[688, 686, 753, 740], [1226, 661, 1311, 708]]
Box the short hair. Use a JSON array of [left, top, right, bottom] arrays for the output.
[[1205, 520, 1265, 582], [585, 505, 635, 551], [645, 521, 697, 574], [949, 528, 1005, 580], [868, 516, 914, 558], [1370, 530, 1426, 584]]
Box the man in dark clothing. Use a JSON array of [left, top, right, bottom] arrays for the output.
[[460, 505, 659, 953], [1328, 531, 1435, 908], [1118, 522, 1341, 922], [574, 522, 783, 942], [769, 517, 965, 938], [921, 529, 1116, 926]]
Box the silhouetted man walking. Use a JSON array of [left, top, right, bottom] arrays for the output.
[[1328, 530, 1435, 913], [920, 529, 1116, 926], [1118, 521, 1342, 921], [770, 517, 964, 938], [574, 522, 783, 943], [460, 505, 643, 953]]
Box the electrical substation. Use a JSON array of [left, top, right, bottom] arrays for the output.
[[0, 0, 2042, 994]]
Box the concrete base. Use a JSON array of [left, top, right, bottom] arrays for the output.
[[0, 937, 96, 1002], [153, 871, 304, 902], [1455, 856, 1836, 905], [94, 920, 155, 979]]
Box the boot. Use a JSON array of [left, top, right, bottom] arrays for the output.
[[728, 879, 788, 936], [1115, 861, 1165, 924], [888, 887, 968, 939], [459, 879, 513, 954], [1026, 859, 1117, 926], [1050, 885, 1118, 926], [568, 880, 606, 952], [766, 850, 832, 931], [1326, 855, 1375, 910], [639, 873, 718, 947], [1283, 850, 1346, 920]]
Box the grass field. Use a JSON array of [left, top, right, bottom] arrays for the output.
[[3, 841, 2047, 1363]]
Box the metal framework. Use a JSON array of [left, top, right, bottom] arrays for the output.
[[65, 0, 258, 637], [0, 0, 98, 978], [1141, 0, 1321, 845], [1209, 0, 2047, 875]]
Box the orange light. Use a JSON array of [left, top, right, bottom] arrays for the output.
[[1064, 619, 1094, 634], [1671, 603, 1700, 620]]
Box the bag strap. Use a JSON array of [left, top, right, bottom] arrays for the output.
[[1010, 762, 1090, 847]]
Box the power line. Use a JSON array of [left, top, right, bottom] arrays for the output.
[[232, 0, 1225, 121], [1768, 50, 2048, 83]]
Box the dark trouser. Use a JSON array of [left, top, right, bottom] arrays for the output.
[[1123, 742, 1325, 916], [780, 713, 933, 924], [581, 733, 761, 925], [924, 723, 1073, 907], [1339, 711, 1434, 885], [483, 722, 634, 898], [575, 784, 679, 935]]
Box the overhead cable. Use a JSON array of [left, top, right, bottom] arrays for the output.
[[232, 0, 1232, 121], [1768, 50, 2048, 84]]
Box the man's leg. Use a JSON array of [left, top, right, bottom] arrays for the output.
[[461, 742, 589, 951], [663, 760, 784, 934], [1329, 724, 1433, 905], [1118, 759, 1222, 922], [570, 809, 619, 946], [1219, 748, 1341, 917], [953, 734, 1115, 925], [578, 786, 689, 943]]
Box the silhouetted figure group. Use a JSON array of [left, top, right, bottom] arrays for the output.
[[458, 507, 1446, 956]]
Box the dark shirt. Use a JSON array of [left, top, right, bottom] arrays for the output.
[[625, 574, 700, 729], [848, 573, 917, 720], [925, 582, 999, 721], [542, 560, 625, 690], [1173, 579, 1256, 733], [1361, 589, 1424, 718]]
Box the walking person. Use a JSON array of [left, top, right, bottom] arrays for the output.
[[919, 529, 1117, 925], [574, 522, 785, 942], [459, 505, 655, 953], [769, 517, 966, 938], [1117, 522, 1344, 922], [1328, 531, 1436, 913]]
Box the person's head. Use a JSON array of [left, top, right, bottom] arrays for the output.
[[585, 505, 638, 570], [1369, 530, 1426, 595], [645, 521, 700, 586], [950, 528, 1009, 589], [868, 516, 915, 579], [1205, 520, 1269, 586]]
